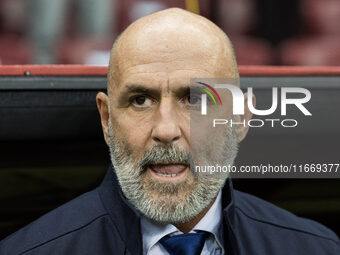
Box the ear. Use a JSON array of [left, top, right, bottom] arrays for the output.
[[96, 92, 110, 146], [235, 92, 255, 142]]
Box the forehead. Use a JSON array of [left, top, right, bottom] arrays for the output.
[[111, 26, 231, 87], [119, 69, 214, 95]]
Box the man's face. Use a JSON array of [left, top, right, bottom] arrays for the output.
[[106, 72, 238, 222], [97, 11, 249, 223]]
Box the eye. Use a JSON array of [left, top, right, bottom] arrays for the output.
[[182, 94, 202, 111], [131, 95, 155, 108], [183, 91, 215, 110], [187, 94, 201, 106]]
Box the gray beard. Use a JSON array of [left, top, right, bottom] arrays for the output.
[[107, 121, 238, 224]]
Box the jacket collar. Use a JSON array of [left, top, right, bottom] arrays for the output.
[[221, 176, 238, 255], [97, 165, 236, 255], [98, 165, 143, 255]]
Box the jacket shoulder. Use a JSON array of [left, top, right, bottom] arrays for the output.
[[0, 189, 109, 254], [233, 190, 339, 244]]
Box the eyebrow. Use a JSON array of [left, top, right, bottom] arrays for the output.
[[124, 85, 160, 95], [119, 84, 191, 99]]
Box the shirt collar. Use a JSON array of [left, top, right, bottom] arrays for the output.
[[193, 189, 224, 250]]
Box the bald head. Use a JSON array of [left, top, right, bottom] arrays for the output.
[[108, 8, 238, 92]]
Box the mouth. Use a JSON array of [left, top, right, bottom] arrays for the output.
[[147, 164, 189, 181]]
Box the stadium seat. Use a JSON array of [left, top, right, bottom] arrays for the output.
[[231, 36, 274, 65], [300, 0, 340, 36], [279, 36, 340, 66], [0, 35, 32, 64], [56, 36, 114, 64]]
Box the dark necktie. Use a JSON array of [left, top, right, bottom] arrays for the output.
[[159, 231, 210, 255]]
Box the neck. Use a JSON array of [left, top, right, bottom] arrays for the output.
[[173, 195, 217, 233]]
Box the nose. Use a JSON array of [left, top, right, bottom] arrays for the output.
[[151, 98, 181, 144]]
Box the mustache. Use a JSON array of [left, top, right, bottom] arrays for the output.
[[138, 144, 192, 170]]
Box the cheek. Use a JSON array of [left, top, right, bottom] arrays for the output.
[[220, 93, 233, 119], [110, 112, 152, 157], [179, 110, 190, 144]]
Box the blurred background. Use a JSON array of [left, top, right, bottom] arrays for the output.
[[1, 0, 340, 65], [1, 0, 340, 241]]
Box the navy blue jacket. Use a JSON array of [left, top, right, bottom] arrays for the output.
[[1, 166, 339, 254]]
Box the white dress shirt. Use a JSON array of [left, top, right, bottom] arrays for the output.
[[141, 190, 225, 255]]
